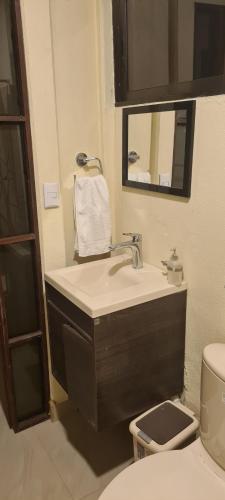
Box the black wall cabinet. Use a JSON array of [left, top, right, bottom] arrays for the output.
[[112, 0, 225, 106]]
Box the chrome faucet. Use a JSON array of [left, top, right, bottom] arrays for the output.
[[109, 233, 143, 269]]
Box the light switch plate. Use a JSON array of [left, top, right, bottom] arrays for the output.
[[43, 182, 60, 208]]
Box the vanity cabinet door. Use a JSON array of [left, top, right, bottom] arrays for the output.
[[95, 292, 186, 430], [63, 324, 96, 429], [46, 300, 68, 391]]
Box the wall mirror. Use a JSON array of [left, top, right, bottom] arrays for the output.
[[122, 100, 196, 197]]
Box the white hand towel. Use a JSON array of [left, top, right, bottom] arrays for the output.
[[137, 172, 151, 184], [128, 171, 151, 184], [128, 172, 138, 182], [74, 175, 111, 257]]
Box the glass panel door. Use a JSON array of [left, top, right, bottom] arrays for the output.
[[0, 0, 49, 432], [0, 242, 39, 337], [0, 124, 30, 238], [0, 0, 20, 115], [127, 0, 169, 91], [11, 339, 45, 421], [194, 3, 225, 80]]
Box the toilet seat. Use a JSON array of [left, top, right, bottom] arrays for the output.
[[99, 439, 225, 500]]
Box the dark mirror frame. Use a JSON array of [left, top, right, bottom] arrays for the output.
[[122, 100, 196, 198]]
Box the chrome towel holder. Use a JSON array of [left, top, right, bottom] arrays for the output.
[[128, 151, 140, 164], [76, 152, 103, 175]]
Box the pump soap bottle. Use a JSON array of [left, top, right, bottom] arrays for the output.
[[161, 248, 183, 286]]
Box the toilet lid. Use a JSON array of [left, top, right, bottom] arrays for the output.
[[99, 449, 225, 500]]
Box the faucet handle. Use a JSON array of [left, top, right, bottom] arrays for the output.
[[123, 232, 142, 242]]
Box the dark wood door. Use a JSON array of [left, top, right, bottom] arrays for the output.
[[0, 0, 49, 432]]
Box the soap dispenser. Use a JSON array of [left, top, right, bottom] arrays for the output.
[[161, 248, 183, 287]]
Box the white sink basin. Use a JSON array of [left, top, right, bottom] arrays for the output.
[[45, 255, 187, 318]]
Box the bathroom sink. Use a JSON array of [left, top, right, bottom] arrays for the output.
[[45, 254, 187, 317]]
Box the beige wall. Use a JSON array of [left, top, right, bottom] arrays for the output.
[[20, 0, 114, 404], [49, 0, 110, 266], [156, 112, 175, 179], [20, 0, 67, 403], [20, 0, 225, 413], [128, 114, 151, 172], [114, 98, 225, 411], [20, 0, 66, 273], [98, 3, 225, 413]]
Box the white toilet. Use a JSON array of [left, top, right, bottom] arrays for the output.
[[99, 343, 225, 500]]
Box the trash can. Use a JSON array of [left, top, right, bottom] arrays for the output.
[[129, 400, 199, 461]]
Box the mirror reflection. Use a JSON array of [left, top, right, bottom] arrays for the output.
[[123, 101, 195, 197], [128, 110, 187, 189]]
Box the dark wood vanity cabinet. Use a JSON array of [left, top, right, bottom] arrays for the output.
[[46, 283, 187, 431]]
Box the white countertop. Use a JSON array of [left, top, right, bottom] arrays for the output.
[[45, 255, 187, 318]]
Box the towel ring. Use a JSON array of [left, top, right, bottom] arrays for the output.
[[76, 153, 103, 175], [128, 151, 140, 164]]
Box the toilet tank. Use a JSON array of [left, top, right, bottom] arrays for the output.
[[200, 343, 225, 470]]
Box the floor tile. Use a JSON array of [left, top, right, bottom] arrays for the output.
[[0, 405, 72, 500], [81, 489, 102, 500], [33, 403, 133, 500], [0, 402, 133, 500]]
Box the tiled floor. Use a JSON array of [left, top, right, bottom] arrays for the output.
[[0, 402, 133, 500]]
